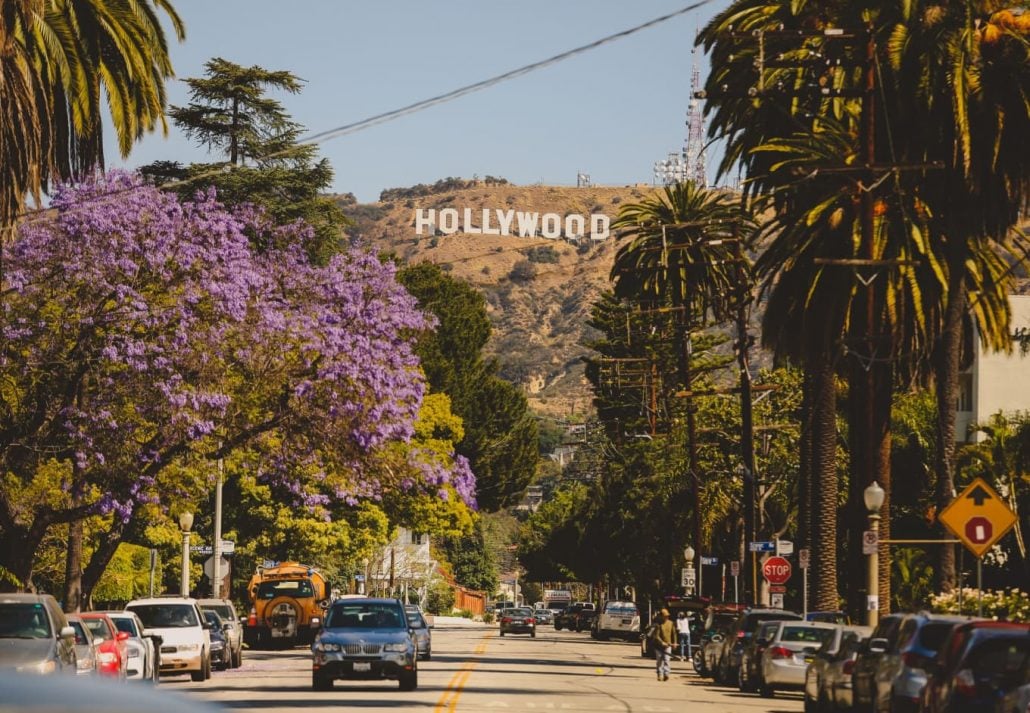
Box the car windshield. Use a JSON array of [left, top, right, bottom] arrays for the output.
[[203, 611, 223, 627], [509, 608, 534, 617], [917, 621, 956, 651], [0, 603, 52, 639], [745, 612, 799, 632], [203, 605, 235, 622], [129, 604, 200, 628], [110, 617, 139, 636], [256, 579, 314, 599], [82, 618, 109, 639], [406, 612, 427, 628], [781, 626, 836, 645], [69, 620, 90, 645], [326, 602, 405, 629]]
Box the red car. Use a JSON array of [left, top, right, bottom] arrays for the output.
[[79, 612, 129, 680]]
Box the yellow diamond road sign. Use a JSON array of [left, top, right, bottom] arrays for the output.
[[939, 477, 1017, 558]]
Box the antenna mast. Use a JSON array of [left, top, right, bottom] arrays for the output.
[[684, 43, 707, 187]]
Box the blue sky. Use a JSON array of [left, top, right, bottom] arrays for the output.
[[111, 0, 733, 203]]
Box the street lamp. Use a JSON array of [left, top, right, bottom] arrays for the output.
[[683, 545, 696, 597], [179, 511, 194, 598], [863, 481, 885, 627]]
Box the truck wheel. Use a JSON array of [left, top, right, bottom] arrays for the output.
[[399, 669, 418, 691], [313, 673, 333, 691]]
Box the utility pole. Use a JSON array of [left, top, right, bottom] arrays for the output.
[[212, 453, 224, 599]]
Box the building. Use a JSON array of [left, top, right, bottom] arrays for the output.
[[367, 527, 436, 603], [956, 294, 1030, 442]]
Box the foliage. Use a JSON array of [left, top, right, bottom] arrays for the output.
[[0, 172, 470, 592], [92, 543, 155, 605], [481, 611, 495, 624], [509, 260, 537, 283], [438, 519, 498, 592], [424, 577, 456, 615], [1, 0, 184, 225], [931, 588, 1030, 622], [399, 263, 538, 511], [379, 176, 509, 202], [140, 58, 348, 262], [520, 581, 543, 606], [524, 246, 560, 264], [891, 547, 935, 613]]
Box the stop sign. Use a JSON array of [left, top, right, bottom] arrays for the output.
[[762, 556, 792, 585]]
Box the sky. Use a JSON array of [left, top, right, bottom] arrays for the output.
[[110, 0, 734, 204]]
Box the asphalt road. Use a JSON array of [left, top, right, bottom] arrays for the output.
[[164, 622, 805, 713]]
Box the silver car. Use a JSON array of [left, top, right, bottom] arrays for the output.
[[758, 620, 837, 697], [803, 625, 871, 711], [66, 615, 99, 676], [197, 598, 242, 669], [405, 610, 432, 661], [311, 598, 418, 691]]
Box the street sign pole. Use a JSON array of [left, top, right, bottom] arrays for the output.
[[213, 453, 223, 599], [734, 576, 738, 605], [803, 568, 808, 618], [977, 557, 983, 618]]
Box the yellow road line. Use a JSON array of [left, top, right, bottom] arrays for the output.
[[434, 632, 492, 713]]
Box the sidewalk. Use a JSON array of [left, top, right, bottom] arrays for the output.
[[432, 615, 488, 628]]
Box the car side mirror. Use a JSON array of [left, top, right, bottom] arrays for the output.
[[222, 623, 232, 631], [116, 631, 130, 641], [59, 626, 75, 642], [868, 637, 888, 654], [202, 621, 213, 631]]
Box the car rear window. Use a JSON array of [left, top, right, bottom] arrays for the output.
[[82, 618, 109, 639], [203, 604, 235, 622], [257, 579, 314, 599], [781, 626, 836, 645], [111, 616, 139, 636], [968, 637, 1030, 678], [745, 612, 801, 632], [917, 622, 956, 651]]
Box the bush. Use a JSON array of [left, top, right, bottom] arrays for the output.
[[509, 260, 536, 282], [458, 608, 474, 619], [424, 579, 456, 615], [930, 588, 1030, 621], [482, 612, 495, 624], [525, 246, 560, 264]]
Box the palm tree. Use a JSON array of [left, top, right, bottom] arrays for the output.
[[609, 181, 753, 587], [0, 0, 184, 226]]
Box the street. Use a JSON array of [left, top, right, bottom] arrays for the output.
[[165, 620, 804, 713]]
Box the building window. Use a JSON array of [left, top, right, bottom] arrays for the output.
[[956, 373, 973, 412], [410, 532, 424, 545]]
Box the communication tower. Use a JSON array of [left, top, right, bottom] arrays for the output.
[[684, 45, 708, 187]]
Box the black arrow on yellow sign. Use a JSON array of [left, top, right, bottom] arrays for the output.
[[966, 484, 992, 506]]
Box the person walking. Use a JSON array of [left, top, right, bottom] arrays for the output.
[[676, 611, 692, 662], [652, 608, 677, 681]]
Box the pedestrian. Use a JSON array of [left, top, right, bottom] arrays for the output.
[[676, 611, 691, 662], [651, 608, 677, 681]]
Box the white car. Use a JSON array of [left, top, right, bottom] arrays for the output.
[[126, 598, 211, 681], [593, 601, 639, 641], [106, 611, 159, 682]]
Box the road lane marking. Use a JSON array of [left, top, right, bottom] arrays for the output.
[[434, 631, 493, 712]]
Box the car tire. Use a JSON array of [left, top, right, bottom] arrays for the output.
[[424, 650, 431, 661], [191, 666, 206, 682], [760, 684, 775, 698], [738, 664, 748, 692], [312, 673, 333, 691], [531, 631, 536, 638], [500, 630, 505, 637], [233, 647, 242, 668], [554, 623, 562, 631], [399, 669, 418, 691]]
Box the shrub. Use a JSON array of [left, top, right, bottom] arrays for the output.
[[930, 588, 1030, 621], [458, 608, 474, 619], [525, 246, 560, 264], [482, 612, 495, 624], [509, 260, 536, 282], [424, 579, 456, 615]]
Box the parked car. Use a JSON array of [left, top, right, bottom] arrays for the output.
[[201, 610, 229, 671], [998, 677, 1030, 713], [756, 620, 838, 698], [311, 597, 418, 691], [555, 602, 594, 632], [106, 611, 159, 683], [739, 620, 782, 692], [714, 608, 803, 685], [921, 620, 1030, 713], [803, 625, 871, 713], [533, 608, 554, 626], [871, 612, 970, 713], [405, 608, 432, 660], [593, 601, 639, 641], [126, 597, 211, 682], [823, 633, 870, 711], [66, 615, 99, 676], [695, 607, 745, 675], [807, 611, 851, 625], [0, 593, 77, 675], [79, 612, 128, 681], [500, 606, 537, 637], [852, 614, 905, 713], [197, 598, 242, 669]]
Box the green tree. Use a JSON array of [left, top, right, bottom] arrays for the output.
[[398, 263, 538, 511], [438, 519, 498, 593], [1, 0, 184, 225], [142, 58, 347, 261]]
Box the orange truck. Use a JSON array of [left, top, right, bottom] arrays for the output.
[[245, 562, 331, 648]]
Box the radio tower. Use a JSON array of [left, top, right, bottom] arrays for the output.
[[684, 45, 707, 187]]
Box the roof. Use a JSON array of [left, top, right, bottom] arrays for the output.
[[126, 597, 200, 606], [0, 593, 51, 603]]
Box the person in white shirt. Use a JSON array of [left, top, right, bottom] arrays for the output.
[[675, 612, 692, 661]]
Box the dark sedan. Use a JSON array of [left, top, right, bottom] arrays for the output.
[[311, 598, 417, 691], [499, 607, 537, 637]]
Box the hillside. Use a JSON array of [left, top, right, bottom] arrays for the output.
[[340, 181, 664, 419]]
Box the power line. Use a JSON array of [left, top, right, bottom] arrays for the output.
[[10, 0, 715, 226]]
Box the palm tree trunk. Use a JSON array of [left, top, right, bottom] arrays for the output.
[[799, 368, 813, 605], [932, 276, 965, 593], [811, 355, 839, 611]]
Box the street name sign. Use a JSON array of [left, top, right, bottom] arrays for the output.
[[700, 556, 719, 566], [762, 556, 792, 585], [939, 477, 1017, 558], [749, 541, 775, 553]]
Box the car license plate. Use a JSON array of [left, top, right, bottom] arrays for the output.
[[621, 619, 632, 624], [353, 662, 371, 672]]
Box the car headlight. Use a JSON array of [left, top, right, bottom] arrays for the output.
[[211, 640, 224, 650], [18, 659, 57, 675], [384, 643, 409, 652], [314, 642, 340, 652], [178, 643, 201, 652], [127, 648, 141, 658]]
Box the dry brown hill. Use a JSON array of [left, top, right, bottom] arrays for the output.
[[340, 181, 665, 419]]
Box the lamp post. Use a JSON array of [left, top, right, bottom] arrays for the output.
[[683, 545, 696, 597], [179, 511, 194, 598], [863, 481, 885, 627]]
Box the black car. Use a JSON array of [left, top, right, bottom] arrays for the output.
[[499, 607, 537, 637], [555, 603, 594, 632], [714, 608, 803, 685], [201, 610, 229, 670], [311, 598, 417, 691]]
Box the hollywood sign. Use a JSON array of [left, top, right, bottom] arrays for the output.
[[414, 208, 611, 242]]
